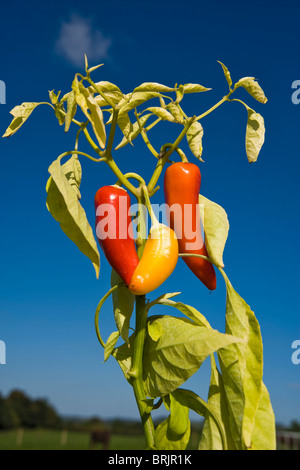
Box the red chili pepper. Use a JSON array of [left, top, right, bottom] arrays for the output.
[[94, 185, 139, 285], [164, 162, 216, 290]]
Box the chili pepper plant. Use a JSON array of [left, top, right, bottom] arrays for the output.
[[3, 58, 276, 450]]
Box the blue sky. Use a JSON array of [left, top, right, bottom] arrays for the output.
[[0, 0, 299, 427]]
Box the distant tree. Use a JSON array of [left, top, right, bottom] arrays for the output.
[[290, 420, 300, 432], [6, 389, 61, 429], [28, 399, 61, 428], [0, 393, 19, 429], [7, 390, 32, 427]]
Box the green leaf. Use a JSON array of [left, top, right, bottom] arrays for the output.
[[65, 91, 77, 132], [119, 91, 159, 115], [104, 331, 120, 362], [2, 102, 42, 137], [155, 394, 191, 450], [116, 113, 133, 143], [183, 83, 212, 93], [168, 393, 190, 438], [112, 335, 133, 382], [72, 77, 106, 149], [235, 77, 268, 104], [199, 194, 229, 268], [144, 107, 175, 122], [198, 356, 230, 450], [217, 61, 233, 89], [172, 387, 228, 449], [88, 81, 123, 106], [54, 104, 65, 126], [46, 155, 100, 278], [155, 417, 190, 451], [166, 103, 184, 124], [87, 63, 104, 74], [94, 92, 123, 107], [245, 107, 265, 163], [133, 82, 174, 93], [111, 270, 135, 344], [143, 315, 243, 398], [49, 90, 61, 105], [147, 298, 211, 328], [61, 154, 82, 199], [217, 270, 263, 449], [93, 81, 122, 94], [49, 90, 65, 126], [250, 382, 276, 450], [175, 85, 184, 103], [115, 114, 152, 150], [147, 321, 162, 342], [186, 121, 204, 160], [145, 292, 181, 312]]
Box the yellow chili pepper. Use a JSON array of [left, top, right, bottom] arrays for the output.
[[129, 223, 178, 295]]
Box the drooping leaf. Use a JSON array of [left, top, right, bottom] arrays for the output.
[[166, 102, 184, 123], [61, 154, 82, 199], [168, 393, 190, 439], [88, 80, 123, 107], [155, 394, 190, 450], [250, 382, 276, 450], [217, 61, 233, 89], [143, 315, 243, 398], [245, 107, 265, 163], [235, 77, 268, 104], [217, 269, 263, 449], [133, 82, 174, 93], [199, 194, 229, 268], [94, 91, 123, 107], [46, 155, 100, 278], [65, 91, 77, 132], [111, 269, 135, 344], [115, 114, 153, 150], [183, 83, 212, 93], [112, 334, 134, 382], [72, 77, 106, 149], [48, 90, 65, 126], [2, 102, 42, 137], [172, 388, 228, 449], [48, 90, 61, 105], [119, 91, 159, 115], [104, 331, 120, 362], [186, 121, 204, 160], [175, 85, 184, 103], [144, 107, 175, 122], [91, 80, 123, 96], [198, 355, 231, 450]]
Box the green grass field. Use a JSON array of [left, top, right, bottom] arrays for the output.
[[0, 429, 146, 450], [0, 428, 200, 450]]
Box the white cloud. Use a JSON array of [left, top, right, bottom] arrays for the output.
[[55, 14, 112, 68]]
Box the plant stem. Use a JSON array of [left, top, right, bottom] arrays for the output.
[[132, 295, 156, 449], [130, 190, 156, 450], [135, 110, 159, 159], [195, 90, 234, 122], [147, 117, 195, 194]]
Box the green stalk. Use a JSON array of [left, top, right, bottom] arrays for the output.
[[131, 295, 156, 449], [129, 190, 156, 450], [147, 117, 195, 194]]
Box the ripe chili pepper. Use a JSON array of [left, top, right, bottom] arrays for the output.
[[129, 224, 178, 295], [164, 162, 216, 290], [94, 185, 139, 285]]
